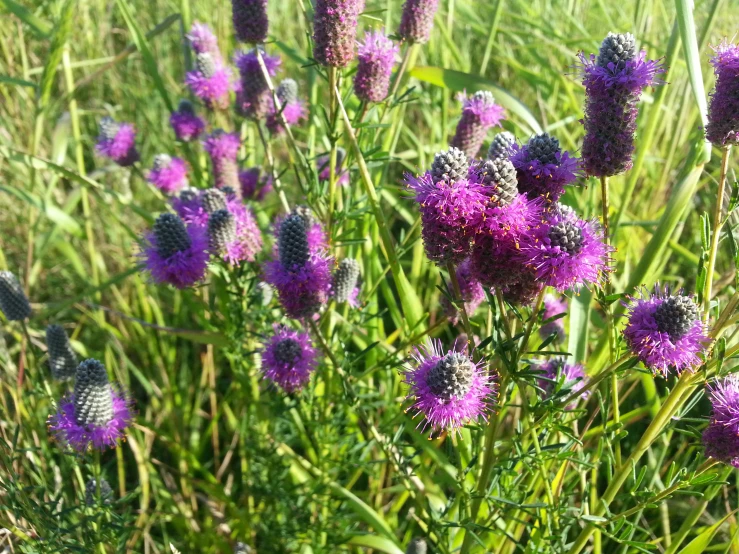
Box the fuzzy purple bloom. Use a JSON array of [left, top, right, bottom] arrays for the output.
[[577, 33, 664, 177], [450, 91, 505, 158], [188, 22, 221, 59], [540, 294, 567, 342], [235, 48, 281, 119], [49, 359, 133, 452], [398, 0, 439, 44], [273, 208, 329, 253], [96, 117, 139, 167], [354, 31, 398, 103], [537, 358, 589, 408], [518, 209, 611, 292], [404, 339, 495, 435], [261, 325, 318, 392], [143, 213, 210, 289], [232, 0, 268, 44], [312, 0, 364, 68], [510, 135, 579, 202], [706, 40, 739, 147], [623, 288, 708, 376], [239, 167, 268, 200], [170, 100, 206, 142], [706, 375, 739, 431], [226, 199, 263, 263], [441, 259, 485, 324], [203, 130, 241, 191], [469, 235, 524, 291], [702, 422, 739, 468], [148, 155, 188, 195], [185, 57, 232, 110]]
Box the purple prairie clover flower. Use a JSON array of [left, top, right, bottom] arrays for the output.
[[188, 22, 222, 60], [274, 206, 329, 253], [232, 0, 268, 44], [406, 169, 488, 265], [537, 358, 589, 408], [312, 0, 364, 68], [354, 31, 399, 103], [702, 422, 739, 468], [317, 148, 350, 187], [266, 79, 307, 134], [404, 339, 495, 435], [450, 91, 505, 158], [227, 199, 263, 262], [143, 213, 209, 289], [578, 33, 664, 177], [332, 258, 361, 306], [501, 272, 543, 306], [49, 359, 133, 452], [510, 133, 579, 202], [540, 294, 567, 341], [518, 209, 611, 292], [0, 271, 31, 321], [706, 40, 739, 147], [172, 188, 210, 227], [706, 375, 739, 430], [469, 235, 524, 290], [488, 131, 516, 161], [261, 325, 318, 393], [440, 259, 485, 324], [95, 117, 139, 167], [235, 48, 281, 120], [203, 130, 241, 191], [264, 214, 333, 318], [623, 288, 709, 376], [148, 154, 188, 195], [398, 0, 439, 44], [170, 100, 205, 142], [186, 52, 232, 110]]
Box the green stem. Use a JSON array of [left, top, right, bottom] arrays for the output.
[[703, 146, 731, 323], [446, 261, 474, 355], [327, 67, 339, 235]]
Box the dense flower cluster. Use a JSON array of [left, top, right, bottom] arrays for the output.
[[450, 91, 505, 157], [510, 133, 579, 201], [203, 130, 241, 191], [261, 325, 318, 392], [170, 100, 206, 142], [312, 0, 364, 68], [354, 31, 398, 103], [0, 271, 31, 321], [398, 0, 439, 44], [706, 40, 739, 147], [148, 154, 189, 195], [232, 0, 268, 44], [235, 48, 281, 120], [186, 23, 232, 110], [703, 376, 739, 467], [266, 78, 307, 134], [96, 117, 139, 167]]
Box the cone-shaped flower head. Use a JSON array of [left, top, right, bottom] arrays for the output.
[[430, 146, 468, 184], [440, 259, 485, 323], [312, 0, 364, 67], [450, 91, 505, 158], [208, 209, 238, 253], [261, 325, 318, 392], [143, 213, 209, 288], [274, 206, 329, 253], [95, 117, 139, 167], [170, 99, 206, 142], [578, 32, 664, 177], [501, 274, 543, 306], [703, 375, 739, 467], [537, 358, 589, 408], [518, 208, 611, 292], [405, 539, 427, 554], [510, 133, 579, 201], [405, 340, 495, 435], [203, 130, 241, 191], [706, 40, 739, 147], [239, 167, 272, 200], [702, 422, 739, 468], [473, 157, 518, 207], [540, 294, 567, 341], [487, 131, 516, 161], [50, 359, 133, 452], [85, 478, 113, 505], [265, 214, 332, 318], [232, 0, 268, 44], [186, 52, 232, 110], [354, 31, 399, 103], [148, 154, 188, 194], [201, 188, 229, 214], [0, 271, 31, 321], [188, 22, 222, 60], [235, 48, 281, 120], [332, 258, 361, 306], [46, 324, 77, 381], [267, 78, 307, 134], [398, 0, 439, 44], [623, 288, 708, 376]]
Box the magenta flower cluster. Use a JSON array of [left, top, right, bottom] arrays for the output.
[[703, 376, 739, 468], [312, 0, 364, 68], [354, 31, 399, 103], [440, 259, 485, 324], [706, 40, 739, 147], [261, 325, 318, 392], [203, 130, 241, 191], [398, 0, 439, 45], [185, 23, 232, 110], [95, 117, 139, 167], [509, 134, 580, 202], [450, 91, 505, 157], [235, 48, 281, 120]]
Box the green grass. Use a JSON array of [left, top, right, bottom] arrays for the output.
[[1, 0, 739, 552]]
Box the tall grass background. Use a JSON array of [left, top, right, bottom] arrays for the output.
[[1, 0, 738, 552]]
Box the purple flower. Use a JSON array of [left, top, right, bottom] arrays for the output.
[[312, 0, 364, 68], [577, 33, 664, 177], [232, 0, 268, 44], [404, 340, 495, 435], [441, 259, 485, 324], [226, 199, 263, 262], [540, 294, 567, 342], [623, 288, 708, 376], [266, 78, 307, 134], [398, 0, 439, 44], [702, 422, 739, 468], [518, 208, 611, 292], [49, 359, 133, 452], [450, 91, 505, 158], [96, 117, 139, 167], [273, 206, 329, 253], [510, 134, 579, 201], [261, 325, 318, 392], [186, 52, 232, 110], [143, 213, 210, 289], [235, 48, 281, 120], [203, 130, 241, 191], [706, 40, 739, 147], [706, 375, 739, 431], [187, 22, 222, 60], [317, 149, 350, 187], [239, 167, 270, 200], [148, 155, 188, 195], [170, 100, 206, 142], [264, 214, 333, 318], [469, 235, 524, 290], [500, 274, 543, 306], [537, 358, 588, 408], [354, 31, 398, 103]]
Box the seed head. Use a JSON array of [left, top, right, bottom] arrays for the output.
[[333, 258, 361, 303], [474, 157, 518, 206], [548, 221, 584, 255], [74, 359, 114, 427], [195, 52, 217, 78], [208, 209, 238, 253], [153, 214, 192, 259], [431, 147, 469, 184], [279, 214, 310, 269], [99, 117, 120, 141], [201, 188, 228, 214], [0, 271, 31, 321], [426, 352, 474, 401], [526, 133, 560, 165], [46, 324, 77, 381], [597, 32, 637, 70], [653, 295, 699, 340], [487, 131, 516, 161], [277, 78, 299, 106], [232, 0, 268, 44]]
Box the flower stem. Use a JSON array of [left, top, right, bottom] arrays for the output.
[[327, 67, 339, 235], [446, 261, 474, 355], [703, 146, 732, 324]]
